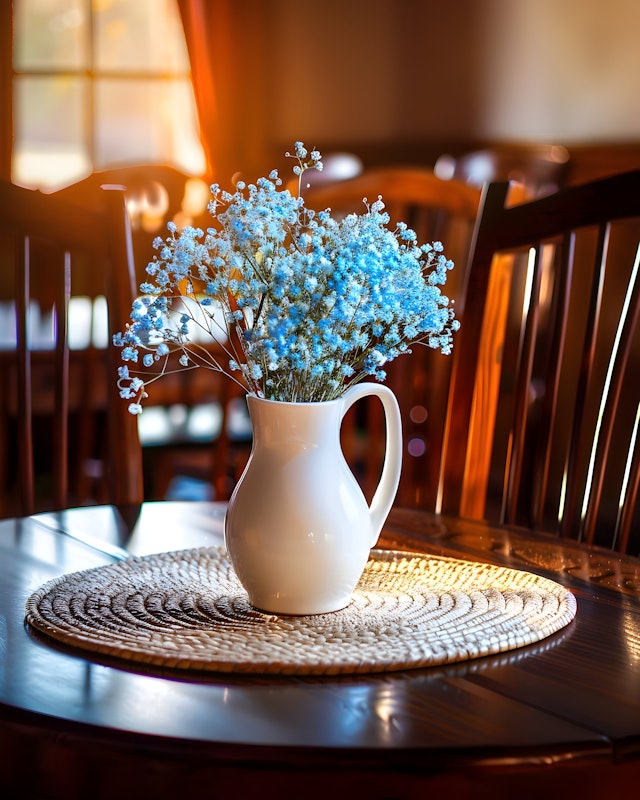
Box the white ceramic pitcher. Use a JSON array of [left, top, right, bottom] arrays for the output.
[[224, 383, 403, 615]]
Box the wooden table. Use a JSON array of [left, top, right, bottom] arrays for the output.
[[1, 502, 639, 799]]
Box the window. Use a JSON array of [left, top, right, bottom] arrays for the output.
[[12, 0, 206, 191]]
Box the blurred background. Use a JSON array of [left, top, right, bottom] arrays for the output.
[[3, 0, 640, 505], [3, 0, 640, 195]]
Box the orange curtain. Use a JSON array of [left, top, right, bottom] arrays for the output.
[[176, 0, 271, 187], [0, 1, 13, 180]]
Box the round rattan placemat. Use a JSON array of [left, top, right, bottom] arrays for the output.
[[25, 547, 577, 675]]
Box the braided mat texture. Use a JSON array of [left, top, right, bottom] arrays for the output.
[[25, 547, 577, 675]]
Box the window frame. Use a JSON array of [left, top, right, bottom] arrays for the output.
[[6, 0, 203, 189]]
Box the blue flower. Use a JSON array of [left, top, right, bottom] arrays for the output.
[[113, 142, 458, 407]]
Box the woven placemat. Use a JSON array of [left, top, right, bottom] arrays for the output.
[[25, 547, 576, 675]]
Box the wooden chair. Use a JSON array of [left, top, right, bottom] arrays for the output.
[[440, 169, 640, 555], [58, 167, 247, 503], [300, 168, 481, 507], [0, 180, 144, 517]]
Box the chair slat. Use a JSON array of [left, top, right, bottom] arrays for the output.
[[52, 248, 71, 511], [616, 406, 640, 552], [530, 232, 575, 529], [504, 241, 545, 525], [15, 235, 34, 514], [583, 244, 640, 544], [557, 223, 606, 538]]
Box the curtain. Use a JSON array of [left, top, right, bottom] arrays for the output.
[[177, 0, 271, 187], [1, 1, 14, 180]]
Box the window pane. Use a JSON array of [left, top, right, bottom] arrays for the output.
[[13, 76, 91, 190], [14, 0, 88, 70], [95, 78, 206, 175], [94, 0, 190, 73]]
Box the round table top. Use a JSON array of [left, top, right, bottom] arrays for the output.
[[1, 501, 639, 797]]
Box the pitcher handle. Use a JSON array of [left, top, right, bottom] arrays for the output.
[[341, 383, 403, 546]]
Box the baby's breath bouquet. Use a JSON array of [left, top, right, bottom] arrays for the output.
[[114, 143, 459, 410]]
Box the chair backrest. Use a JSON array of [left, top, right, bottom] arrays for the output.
[[440, 170, 640, 555], [300, 166, 481, 260], [55, 164, 202, 269], [0, 180, 144, 517], [58, 168, 250, 504], [301, 168, 481, 508]]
